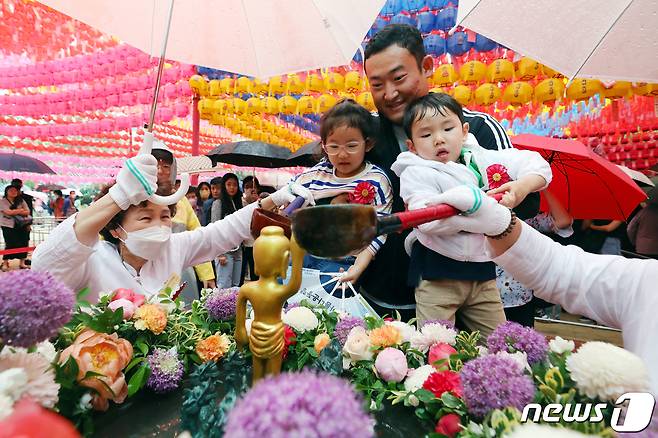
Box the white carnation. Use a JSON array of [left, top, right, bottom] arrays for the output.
[[495, 351, 530, 372], [504, 423, 591, 438], [385, 321, 417, 343], [566, 342, 649, 401], [0, 368, 28, 401], [282, 307, 319, 333], [403, 365, 435, 392], [0, 394, 13, 420], [549, 336, 575, 354], [410, 323, 457, 352], [35, 341, 58, 363]]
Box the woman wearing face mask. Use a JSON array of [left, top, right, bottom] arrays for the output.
[[31, 154, 312, 302], [210, 173, 244, 288]]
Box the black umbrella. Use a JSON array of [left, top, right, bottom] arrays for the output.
[[288, 140, 323, 167], [0, 152, 55, 174], [35, 183, 65, 192], [207, 141, 292, 169]]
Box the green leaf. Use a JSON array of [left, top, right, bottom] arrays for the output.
[[135, 340, 149, 356], [415, 389, 436, 403], [127, 364, 150, 397], [125, 357, 146, 373], [441, 392, 463, 409]]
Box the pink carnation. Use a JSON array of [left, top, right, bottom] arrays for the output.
[[374, 348, 408, 383], [428, 343, 457, 370]]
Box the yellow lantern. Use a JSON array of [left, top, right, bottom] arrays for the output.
[[602, 81, 632, 99], [515, 58, 540, 81], [207, 79, 222, 97], [225, 99, 235, 114], [269, 76, 286, 94], [306, 73, 325, 93], [276, 126, 290, 139], [541, 64, 564, 78], [210, 113, 225, 126], [502, 82, 533, 106], [344, 71, 362, 92], [534, 79, 565, 105], [224, 117, 238, 130], [220, 77, 234, 95], [316, 94, 337, 113], [189, 75, 208, 96], [212, 99, 228, 115], [632, 83, 658, 96], [232, 98, 247, 115], [297, 95, 316, 114], [486, 59, 514, 83], [433, 64, 458, 87], [198, 99, 214, 119], [338, 91, 356, 101], [452, 85, 473, 106], [263, 96, 280, 114], [252, 78, 269, 95], [245, 97, 263, 114], [356, 92, 376, 111], [566, 79, 604, 101], [235, 76, 252, 94], [460, 61, 487, 85], [287, 74, 305, 94], [251, 129, 263, 142], [474, 83, 501, 106], [278, 95, 298, 114], [323, 72, 345, 92]]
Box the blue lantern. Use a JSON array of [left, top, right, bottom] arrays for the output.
[[423, 34, 446, 56], [417, 11, 436, 33], [435, 6, 457, 31], [381, 0, 397, 16], [427, 0, 447, 9], [368, 16, 388, 38], [406, 0, 424, 13], [390, 12, 416, 27], [446, 31, 473, 56], [474, 34, 498, 52]]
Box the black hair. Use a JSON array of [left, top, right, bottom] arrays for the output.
[[4, 185, 19, 198], [197, 181, 211, 191], [218, 172, 242, 219], [53, 189, 63, 197], [319, 98, 375, 144], [403, 92, 465, 140], [186, 185, 197, 196], [152, 148, 173, 164], [242, 175, 260, 191], [95, 183, 177, 245], [10, 178, 22, 187], [209, 176, 223, 186], [364, 24, 426, 70]]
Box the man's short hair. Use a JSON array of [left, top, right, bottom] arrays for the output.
[[365, 24, 426, 69], [11, 178, 22, 188], [210, 176, 222, 186], [152, 149, 173, 164]]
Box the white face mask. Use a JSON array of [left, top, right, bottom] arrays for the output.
[[118, 225, 171, 260]]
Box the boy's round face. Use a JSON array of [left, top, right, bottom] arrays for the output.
[[323, 125, 369, 178], [408, 109, 469, 164], [365, 44, 431, 125]]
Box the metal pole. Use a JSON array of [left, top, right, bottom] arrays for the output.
[[147, 0, 176, 132], [191, 94, 200, 185]]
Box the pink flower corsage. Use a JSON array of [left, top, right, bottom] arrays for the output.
[[348, 182, 376, 205], [486, 164, 511, 189]]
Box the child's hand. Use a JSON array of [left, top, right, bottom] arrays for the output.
[[338, 266, 362, 284], [487, 180, 530, 208]]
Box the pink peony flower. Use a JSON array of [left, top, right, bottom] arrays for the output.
[[110, 288, 145, 308], [428, 343, 457, 370], [108, 299, 136, 320], [375, 348, 408, 383]]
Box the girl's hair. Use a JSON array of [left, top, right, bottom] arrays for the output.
[[4, 185, 19, 199], [218, 173, 243, 219], [403, 92, 465, 140], [319, 99, 376, 144], [95, 183, 177, 245]]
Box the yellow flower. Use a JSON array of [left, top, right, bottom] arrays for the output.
[[369, 325, 402, 348], [196, 333, 231, 362], [134, 304, 168, 335], [314, 333, 331, 353]]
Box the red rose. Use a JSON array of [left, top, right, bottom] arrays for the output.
[[486, 164, 511, 190], [422, 370, 462, 398], [435, 413, 462, 438], [428, 343, 457, 370], [282, 325, 297, 359], [348, 182, 376, 205], [110, 288, 146, 307]]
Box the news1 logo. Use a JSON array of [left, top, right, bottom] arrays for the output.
[[521, 392, 656, 432]]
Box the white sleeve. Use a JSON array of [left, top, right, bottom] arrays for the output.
[[173, 202, 258, 267], [492, 222, 658, 330], [31, 214, 92, 292], [481, 148, 552, 190]]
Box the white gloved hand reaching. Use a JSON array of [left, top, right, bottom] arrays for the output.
[[427, 185, 512, 237], [109, 154, 158, 210], [269, 182, 316, 208]]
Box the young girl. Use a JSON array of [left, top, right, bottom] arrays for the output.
[[211, 173, 244, 287], [292, 99, 393, 287]]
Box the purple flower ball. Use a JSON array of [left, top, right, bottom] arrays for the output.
[[487, 321, 548, 364], [205, 287, 239, 321], [333, 316, 366, 346], [225, 370, 374, 438], [420, 318, 456, 330], [460, 355, 536, 418], [0, 270, 74, 347], [284, 301, 301, 311], [146, 348, 184, 393]]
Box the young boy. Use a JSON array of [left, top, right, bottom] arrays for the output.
[[391, 93, 552, 336]]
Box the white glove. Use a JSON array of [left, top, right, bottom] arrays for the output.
[[269, 182, 316, 208], [109, 154, 158, 210], [428, 185, 512, 236]]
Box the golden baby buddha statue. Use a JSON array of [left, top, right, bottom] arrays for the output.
[[235, 225, 305, 383]]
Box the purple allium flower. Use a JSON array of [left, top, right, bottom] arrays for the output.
[[487, 321, 548, 364], [225, 370, 374, 438], [205, 287, 239, 320], [284, 301, 301, 310], [146, 347, 184, 393], [333, 316, 366, 346], [460, 355, 535, 418], [420, 319, 456, 330], [0, 270, 74, 347]]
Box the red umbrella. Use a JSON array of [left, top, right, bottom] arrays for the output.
[[512, 134, 646, 220]]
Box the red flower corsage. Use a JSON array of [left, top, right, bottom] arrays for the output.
[[486, 164, 511, 189], [348, 182, 376, 205]]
